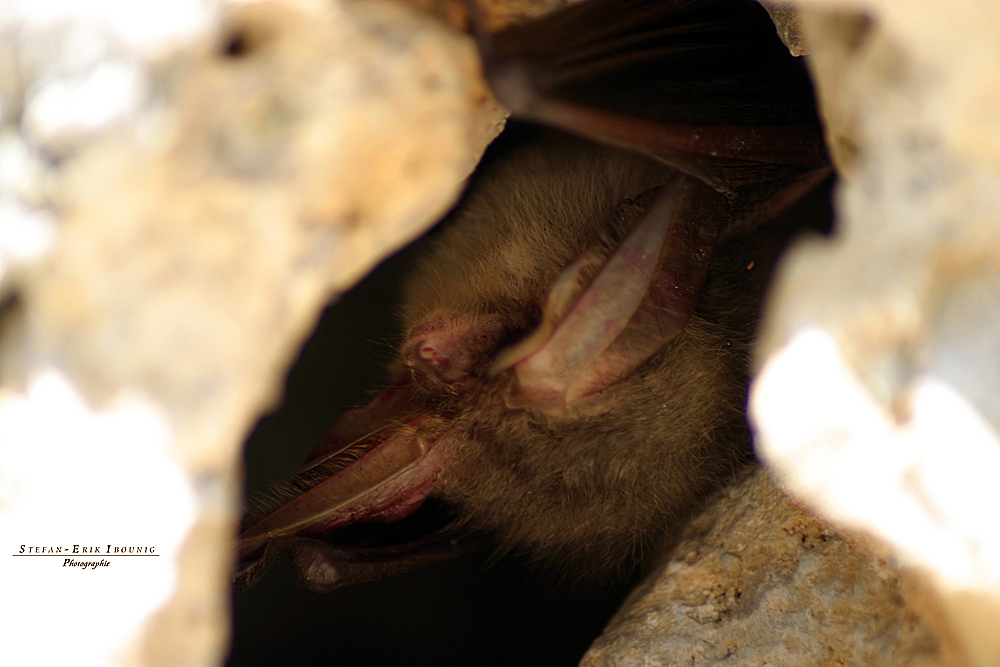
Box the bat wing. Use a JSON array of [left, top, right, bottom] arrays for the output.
[[474, 0, 829, 227]]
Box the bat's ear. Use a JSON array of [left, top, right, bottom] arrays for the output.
[[492, 176, 725, 415]]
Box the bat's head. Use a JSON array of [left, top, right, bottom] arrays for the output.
[[235, 139, 793, 591]]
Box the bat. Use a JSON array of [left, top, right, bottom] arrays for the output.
[[234, 0, 830, 592]]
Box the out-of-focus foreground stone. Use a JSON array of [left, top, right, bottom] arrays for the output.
[[749, 1, 1000, 666], [0, 0, 504, 665], [582, 469, 961, 667]]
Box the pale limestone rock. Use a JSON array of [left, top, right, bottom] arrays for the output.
[[0, 1, 504, 665], [582, 470, 960, 667], [750, 1, 1000, 664]]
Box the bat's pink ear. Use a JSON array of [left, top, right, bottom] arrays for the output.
[[494, 176, 725, 415]]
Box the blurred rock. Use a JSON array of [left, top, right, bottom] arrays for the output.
[[0, 0, 504, 665], [400, 0, 572, 32], [751, 1, 1000, 664]]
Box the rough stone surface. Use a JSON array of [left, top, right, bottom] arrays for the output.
[[582, 469, 959, 667], [760, 1, 807, 56]]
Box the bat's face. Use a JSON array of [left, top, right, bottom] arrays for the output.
[[236, 132, 801, 590]]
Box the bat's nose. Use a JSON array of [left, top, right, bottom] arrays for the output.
[[403, 312, 507, 386]]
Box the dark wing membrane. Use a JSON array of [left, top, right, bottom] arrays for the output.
[[484, 0, 818, 126], [488, 0, 817, 125], [476, 0, 829, 212]]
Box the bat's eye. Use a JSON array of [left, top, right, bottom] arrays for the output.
[[403, 312, 507, 388]]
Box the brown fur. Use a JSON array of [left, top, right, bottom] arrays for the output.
[[393, 133, 798, 576]]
